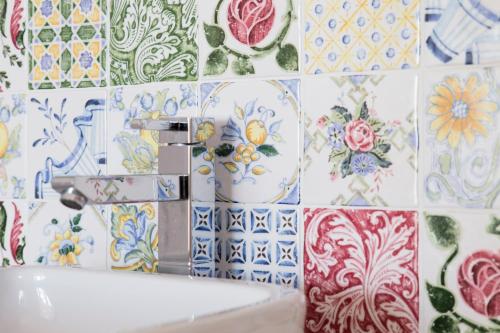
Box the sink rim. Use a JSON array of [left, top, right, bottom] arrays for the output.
[[0, 266, 304, 333]]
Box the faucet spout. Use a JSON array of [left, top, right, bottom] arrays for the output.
[[51, 175, 188, 210]]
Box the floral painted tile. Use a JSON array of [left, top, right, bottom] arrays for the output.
[[108, 202, 216, 276], [422, 67, 500, 208], [0, 0, 27, 92], [215, 203, 300, 288], [303, 73, 417, 207], [25, 201, 106, 268], [304, 208, 419, 333], [200, 80, 300, 204], [0, 94, 26, 199], [108, 83, 198, 175], [423, 0, 500, 66], [200, 0, 299, 78], [304, 0, 419, 74], [27, 89, 106, 199], [421, 211, 500, 333], [28, 0, 107, 89], [110, 0, 198, 85], [108, 202, 159, 272], [0, 200, 27, 267]]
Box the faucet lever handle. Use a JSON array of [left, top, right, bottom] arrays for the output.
[[130, 118, 188, 131]]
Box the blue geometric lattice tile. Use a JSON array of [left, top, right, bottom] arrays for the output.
[[214, 206, 221, 232], [192, 237, 213, 263], [251, 208, 272, 233], [193, 206, 213, 232], [251, 270, 272, 284], [226, 207, 246, 232], [226, 269, 246, 281], [225, 239, 246, 264], [251, 240, 272, 265], [276, 240, 298, 267], [276, 272, 298, 288], [276, 209, 298, 235]]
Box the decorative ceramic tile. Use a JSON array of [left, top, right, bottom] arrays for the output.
[[303, 73, 417, 206], [27, 89, 106, 199], [423, 0, 500, 66], [110, 0, 198, 85], [0, 94, 27, 199], [108, 202, 159, 272], [304, 208, 418, 333], [28, 0, 107, 89], [215, 203, 300, 288], [304, 0, 419, 74], [422, 67, 500, 208], [25, 201, 106, 268], [108, 83, 197, 175], [0, 200, 27, 267], [421, 211, 500, 333], [0, 0, 27, 92], [200, 80, 300, 204], [192, 203, 216, 277], [200, 0, 299, 77]]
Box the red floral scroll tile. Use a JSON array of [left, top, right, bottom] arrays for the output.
[[304, 208, 418, 333]]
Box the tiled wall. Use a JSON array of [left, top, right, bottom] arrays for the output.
[[0, 0, 499, 332]]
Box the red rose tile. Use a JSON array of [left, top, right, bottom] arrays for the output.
[[304, 208, 418, 333]]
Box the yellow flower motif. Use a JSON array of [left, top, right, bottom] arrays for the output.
[[429, 75, 498, 148], [49, 230, 82, 266], [0, 123, 8, 158], [234, 143, 260, 165], [195, 121, 215, 142], [203, 147, 215, 162]]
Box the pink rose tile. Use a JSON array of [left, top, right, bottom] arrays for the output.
[[303, 72, 417, 207], [421, 211, 500, 332], [199, 0, 299, 78], [304, 208, 419, 333]]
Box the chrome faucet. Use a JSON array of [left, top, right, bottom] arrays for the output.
[[51, 117, 215, 276]]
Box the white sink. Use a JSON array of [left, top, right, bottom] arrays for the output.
[[0, 267, 304, 333]]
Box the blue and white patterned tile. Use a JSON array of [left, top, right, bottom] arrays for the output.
[[108, 202, 159, 272], [423, 0, 500, 66], [215, 202, 300, 288], [27, 89, 107, 199], [422, 66, 500, 208], [200, 80, 300, 204], [0, 94, 27, 199], [25, 201, 107, 269], [107, 83, 198, 175], [192, 202, 216, 277]]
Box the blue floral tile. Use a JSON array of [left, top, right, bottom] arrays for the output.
[[0, 94, 27, 199], [423, 0, 500, 66], [27, 89, 107, 199], [108, 202, 159, 272], [216, 203, 300, 288], [303, 72, 418, 207], [108, 83, 197, 175], [200, 80, 300, 204]]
